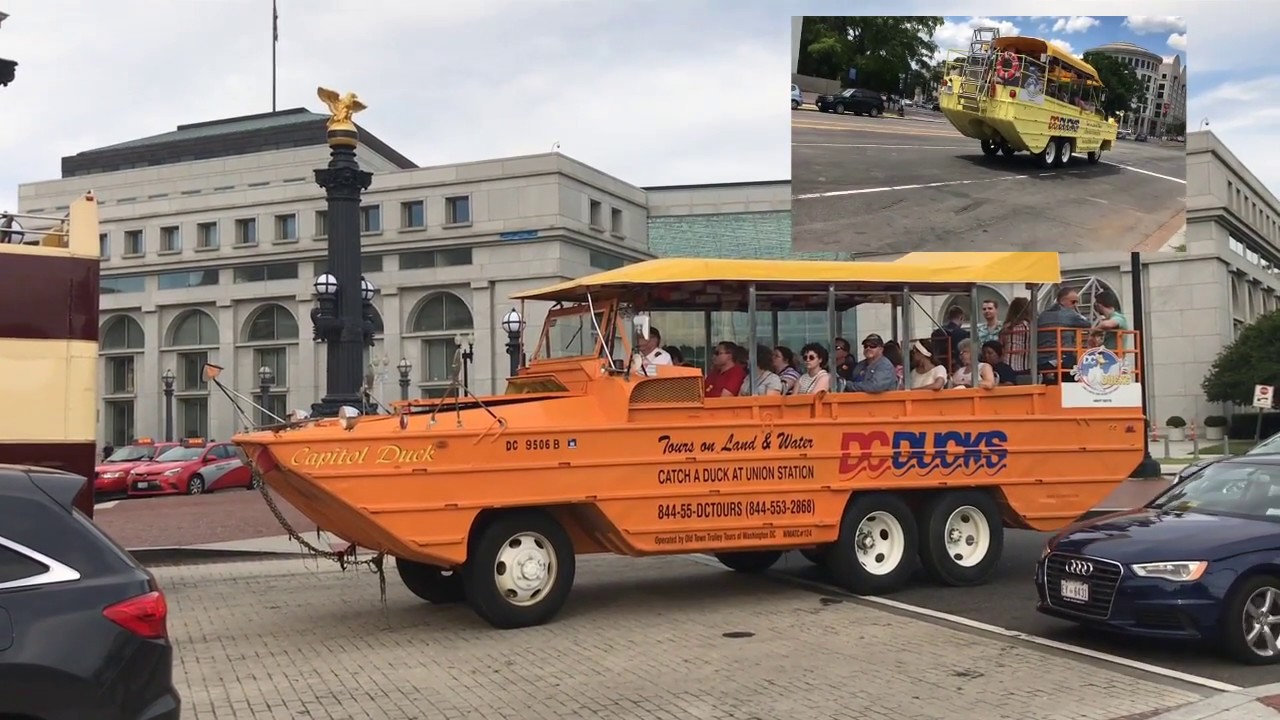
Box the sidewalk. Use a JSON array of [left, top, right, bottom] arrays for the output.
[[1134, 683, 1280, 718]]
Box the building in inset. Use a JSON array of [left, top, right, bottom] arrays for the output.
[[0, 10, 17, 87], [1083, 41, 1180, 136]]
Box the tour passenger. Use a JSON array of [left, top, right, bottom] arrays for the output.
[[741, 344, 783, 397], [999, 297, 1032, 379], [704, 341, 747, 398], [1092, 290, 1132, 360], [977, 299, 1002, 345], [950, 339, 996, 390], [632, 325, 673, 376], [981, 340, 1018, 386], [932, 306, 970, 372], [664, 345, 685, 366], [832, 337, 855, 385], [1037, 287, 1092, 381], [772, 346, 802, 395], [844, 333, 897, 393], [883, 340, 905, 389], [795, 342, 831, 395], [908, 341, 947, 391]]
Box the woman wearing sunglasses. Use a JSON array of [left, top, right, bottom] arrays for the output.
[[795, 342, 831, 394]]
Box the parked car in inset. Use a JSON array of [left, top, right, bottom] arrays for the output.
[[0, 463, 181, 718], [791, 83, 802, 109], [127, 438, 257, 497], [815, 88, 884, 117], [94, 438, 179, 500]]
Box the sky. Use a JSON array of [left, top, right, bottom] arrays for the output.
[[4, 1, 1280, 212], [0, 0, 790, 214], [930, 15, 1186, 65]]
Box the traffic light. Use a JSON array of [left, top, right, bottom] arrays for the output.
[[0, 57, 15, 87]]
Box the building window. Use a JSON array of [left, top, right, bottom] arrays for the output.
[[160, 226, 181, 253], [314, 255, 381, 275], [169, 310, 219, 348], [100, 315, 145, 352], [157, 269, 219, 291], [245, 305, 300, 344], [275, 213, 298, 242], [314, 210, 328, 238], [445, 195, 471, 225], [235, 218, 257, 246], [104, 399, 135, 448], [399, 247, 472, 270], [124, 230, 144, 256], [254, 346, 289, 389], [177, 350, 210, 392], [360, 204, 381, 233], [401, 200, 425, 228], [421, 337, 460, 385], [197, 221, 219, 249], [105, 355, 135, 395], [611, 207, 624, 235], [589, 199, 603, 228], [233, 262, 299, 283], [589, 250, 628, 271], [258, 393, 288, 427], [100, 275, 146, 294], [176, 397, 209, 440], [408, 292, 474, 395], [99, 232, 109, 259]]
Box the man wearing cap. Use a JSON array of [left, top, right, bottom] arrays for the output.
[[845, 333, 897, 393], [632, 325, 672, 376]]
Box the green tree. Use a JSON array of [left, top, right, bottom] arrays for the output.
[[1082, 52, 1148, 119], [1201, 309, 1280, 406], [797, 16, 944, 94]]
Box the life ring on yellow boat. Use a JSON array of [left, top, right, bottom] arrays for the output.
[[994, 51, 1020, 82]]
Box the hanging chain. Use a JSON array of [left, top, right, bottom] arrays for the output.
[[253, 469, 388, 606]]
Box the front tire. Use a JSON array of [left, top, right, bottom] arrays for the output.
[[826, 492, 918, 595], [792, 99, 800, 110], [834, 103, 846, 115], [187, 475, 205, 495], [1087, 149, 1101, 164], [397, 558, 465, 604], [1220, 575, 1280, 665], [917, 490, 1004, 586], [981, 139, 1000, 157], [715, 550, 782, 573], [463, 511, 576, 629]]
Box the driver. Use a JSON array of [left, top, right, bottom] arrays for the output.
[[633, 325, 672, 376]]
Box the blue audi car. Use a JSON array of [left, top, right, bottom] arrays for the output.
[[1035, 454, 1280, 665]]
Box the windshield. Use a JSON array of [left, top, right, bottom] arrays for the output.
[[1248, 431, 1280, 455], [840, 89, 855, 97], [1149, 461, 1280, 521], [155, 447, 204, 462], [106, 445, 157, 462]]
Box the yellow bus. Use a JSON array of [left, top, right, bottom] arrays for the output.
[[0, 192, 101, 517]]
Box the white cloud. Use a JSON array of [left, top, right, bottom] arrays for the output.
[[1123, 16, 1187, 34], [1052, 16, 1100, 33], [1038, 23, 1049, 33], [1047, 39, 1082, 58], [1167, 32, 1186, 51], [1189, 75, 1280, 192], [931, 17, 1021, 61], [0, 0, 788, 213]]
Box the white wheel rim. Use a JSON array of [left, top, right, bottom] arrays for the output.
[[944, 505, 991, 568], [493, 531, 556, 607], [1044, 143, 1054, 162], [854, 511, 906, 576], [1243, 586, 1280, 657], [1061, 141, 1073, 162], [189, 477, 202, 494]]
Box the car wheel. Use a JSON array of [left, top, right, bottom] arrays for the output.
[[981, 139, 999, 157], [870, 106, 881, 117], [1087, 149, 1101, 164], [834, 103, 846, 114], [715, 550, 782, 573], [187, 475, 205, 495], [1038, 138, 1058, 168], [825, 492, 918, 595], [1221, 575, 1280, 665], [396, 558, 466, 603], [463, 510, 576, 629], [791, 99, 799, 109], [917, 490, 1004, 586], [1055, 138, 1074, 167]]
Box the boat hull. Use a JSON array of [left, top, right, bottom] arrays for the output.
[[941, 80, 1117, 154]]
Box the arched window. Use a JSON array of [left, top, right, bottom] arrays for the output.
[[243, 304, 299, 343], [407, 293, 474, 397], [168, 309, 219, 347], [99, 315, 144, 447]]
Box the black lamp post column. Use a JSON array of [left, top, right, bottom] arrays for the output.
[[161, 369, 175, 442], [309, 87, 376, 417], [397, 358, 412, 401], [458, 333, 474, 390], [501, 309, 525, 379], [258, 366, 275, 424]]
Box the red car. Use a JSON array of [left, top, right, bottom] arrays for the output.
[[126, 440, 257, 497], [94, 439, 179, 499]]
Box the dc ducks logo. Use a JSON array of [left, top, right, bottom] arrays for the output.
[[839, 429, 1009, 479], [1071, 346, 1133, 396]]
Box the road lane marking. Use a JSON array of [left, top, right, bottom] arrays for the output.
[[95, 500, 119, 510], [794, 172, 1082, 199], [794, 143, 971, 150], [1101, 160, 1186, 184], [683, 553, 1240, 694], [793, 122, 963, 138]]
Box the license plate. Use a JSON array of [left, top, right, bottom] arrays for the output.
[[134, 481, 155, 489], [1060, 578, 1089, 603]]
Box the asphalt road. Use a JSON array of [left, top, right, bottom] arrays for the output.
[[770, 528, 1271, 689], [791, 107, 1187, 254]]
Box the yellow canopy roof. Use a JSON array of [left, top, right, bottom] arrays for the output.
[[993, 36, 1101, 81], [513, 252, 1061, 309]]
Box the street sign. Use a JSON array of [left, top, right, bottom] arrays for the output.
[[1254, 384, 1275, 409]]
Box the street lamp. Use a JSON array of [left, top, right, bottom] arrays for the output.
[[455, 333, 475, 390], [160, 369, 175, 442], [309, 85, 376, 418], [397, 357, 412, 401], [1200, 117, 1210, 130], [258, 365, 275, 425], [501, 308, 525, 378]]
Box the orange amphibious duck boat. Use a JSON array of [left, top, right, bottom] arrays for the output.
[[230, 251, 1148, 629]]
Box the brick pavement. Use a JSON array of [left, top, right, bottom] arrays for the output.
[[95, 489, 315, 548], [155, 554, 1207, 720]]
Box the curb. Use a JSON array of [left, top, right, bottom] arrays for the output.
[[1135, 681, 1280, 719]]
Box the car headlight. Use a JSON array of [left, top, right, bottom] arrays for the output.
[[1130, 561, 1207, 582], [163, 468, 183, 476], [101, 472, 123, 479]]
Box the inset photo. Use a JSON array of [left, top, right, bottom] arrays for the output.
[[791, 15, 1187, 253]]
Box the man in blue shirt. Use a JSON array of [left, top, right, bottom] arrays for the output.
[[845, 333, 898, 393]]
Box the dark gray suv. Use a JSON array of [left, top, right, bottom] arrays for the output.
[[815, 88, 885, 116]]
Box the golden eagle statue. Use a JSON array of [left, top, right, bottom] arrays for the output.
[[316, 87, 368, 131]]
